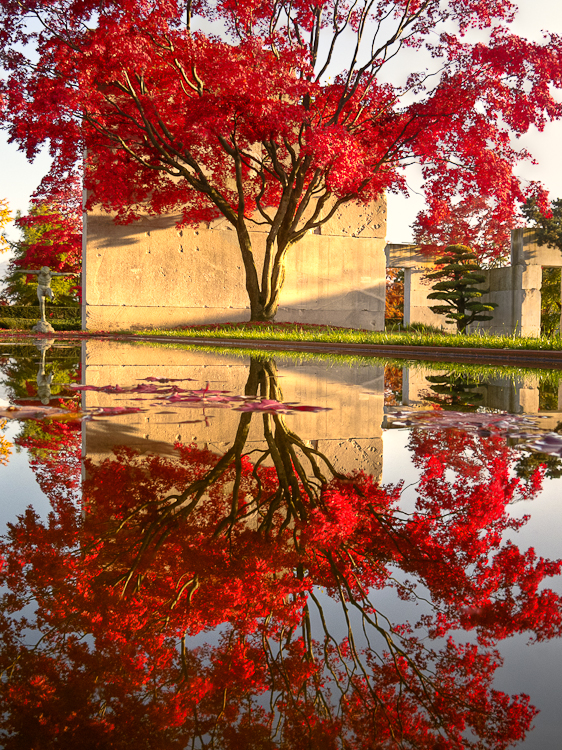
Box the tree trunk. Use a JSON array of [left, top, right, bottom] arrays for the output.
[[237, 224, 289, 322]]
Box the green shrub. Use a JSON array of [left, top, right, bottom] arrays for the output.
[[0, 305, 80, 321], [0, 315, 81, 331]]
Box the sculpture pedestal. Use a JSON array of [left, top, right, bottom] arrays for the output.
[[32, 320, 56, 334]]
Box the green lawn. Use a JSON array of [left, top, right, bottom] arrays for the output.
[[133, 321, 562, 351]]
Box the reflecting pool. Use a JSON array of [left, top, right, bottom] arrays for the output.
[[0, 339, 561, 749]]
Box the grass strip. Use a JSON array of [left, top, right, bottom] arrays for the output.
[[129, 322, 562, 352]]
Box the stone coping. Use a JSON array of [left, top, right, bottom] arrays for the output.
[[2, 331, 562, 369]]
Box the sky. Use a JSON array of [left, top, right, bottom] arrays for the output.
[[1, 0, 562, 248]]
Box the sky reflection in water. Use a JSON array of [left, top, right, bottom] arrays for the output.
[[0, 340, 561, 750]]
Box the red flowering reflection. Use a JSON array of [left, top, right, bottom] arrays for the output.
[[0, 359, 560, 749], [14, 400, 82, 503]]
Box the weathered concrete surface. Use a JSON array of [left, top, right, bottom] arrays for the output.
[[388, 230, 561, 337], [471, 261, 542, 337], [512, 228, 562, 267], [83, 341, 384, 479], [385, 243, 433, 269], [403, 269, 456, 331], [467, 228, 562, 337], [320, 200, 387, 238], [385, 243, 455, 330], [84, 197, 387, 332]]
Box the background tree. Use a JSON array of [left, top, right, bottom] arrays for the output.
[[384, 363, 403, 406], [1, 186, 82, 306], [539, 267, 561, 336], [0, 343, 82, 403], [0, 198, 11, 254], [522, 197, 562, 251], [1, 0, 562, 320], [413, 195, 516, 268], [422, 371, 485, 411], [385, 268, 404, 323], [0, 419, 11, 466], [426, 244, 498, 333]]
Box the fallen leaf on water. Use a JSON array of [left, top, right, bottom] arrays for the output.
[[520, 432, 562, 457], [292, 405, 331, 413]]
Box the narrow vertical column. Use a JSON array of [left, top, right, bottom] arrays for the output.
[[81, 183, 88, 332], [403, 268, 412, 326]]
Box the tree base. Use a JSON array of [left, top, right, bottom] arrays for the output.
[[249, 315, 277, 323]]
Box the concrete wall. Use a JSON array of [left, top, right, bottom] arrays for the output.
[[84, 198, 387, 332], [467, 263, 542, 337], [404, 269, 456, 331], [388, 230, 562, 337], [385, 244, 455, 330], [80, 344, 562, 487], [399, 365, 548, 415], [468, 229, 560, 337], [512, 228, 561, 338]]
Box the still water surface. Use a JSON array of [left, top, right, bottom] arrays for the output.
[[0, 339, 561, 749]]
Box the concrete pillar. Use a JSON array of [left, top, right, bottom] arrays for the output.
[[405, 269, 455, 331], [403, 268, 412, 327]]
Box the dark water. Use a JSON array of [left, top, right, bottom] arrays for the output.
[[0, 339, 561, 749]]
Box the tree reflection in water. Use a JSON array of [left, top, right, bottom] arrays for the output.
[[0, 358, 561, 749]]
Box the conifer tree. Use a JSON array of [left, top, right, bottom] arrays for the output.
[[426, 245, 497, 333]]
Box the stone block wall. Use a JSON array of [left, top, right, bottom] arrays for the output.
[[465, 266, 521, 336], [388, 230, 562, 337], [400, 366, 544, 414], [404, 269, 456, 331], [83, 198, 387, 331], [469, 230, 552, 337]]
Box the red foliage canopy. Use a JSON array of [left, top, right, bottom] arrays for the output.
[[13, 211, 82, 277], [412, 196, 519, 265], [1, 0, 562, 315], [3, 178, 83, 304]]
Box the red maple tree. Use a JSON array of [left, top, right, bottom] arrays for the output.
[[1, 0, 562, 319], [2, 179, 82, 305], [13, 186, 83, 276], [412, 195, 520, 266]]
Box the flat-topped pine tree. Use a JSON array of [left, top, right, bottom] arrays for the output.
[[426, 245, 498, 333]]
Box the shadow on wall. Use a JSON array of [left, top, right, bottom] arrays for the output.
[[83, 282, 386, 331], [84, 208, 387, 331], [82, 342, 385, 478], [85, 208, 560, 337]]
